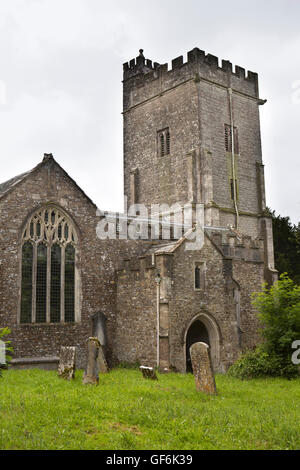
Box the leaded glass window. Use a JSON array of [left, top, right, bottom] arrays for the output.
[[65, 245, 75, 323], [20, 206, 78, 323], [20, 242, 33, 323], [50, 244, 61, 323], [36, 243, 47, 323]]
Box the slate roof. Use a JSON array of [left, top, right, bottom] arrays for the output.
[[0, 170, 32, 198]]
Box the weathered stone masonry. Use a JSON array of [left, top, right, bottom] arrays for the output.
[[0, 47, 277, 372], [0, 156, 153, 368]]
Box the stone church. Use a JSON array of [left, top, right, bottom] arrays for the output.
[[0, 48, 277, 373]]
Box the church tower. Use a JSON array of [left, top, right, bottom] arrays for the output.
[[122, 48, 276, 282]]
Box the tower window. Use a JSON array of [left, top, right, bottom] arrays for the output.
[[160, 133, 165, 156], [166, 130, 170, 155], [157, 128, 170, 156], [225, 124, 239, 154], [20, 206, 79, 324]]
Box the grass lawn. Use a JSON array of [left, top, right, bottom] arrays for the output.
[[0, 367, 299, 450]]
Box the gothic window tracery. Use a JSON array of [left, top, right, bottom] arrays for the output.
[[20, 206, 78, 324]]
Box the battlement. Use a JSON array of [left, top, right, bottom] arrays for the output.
[[98, 211, 264, 264], [116, 231, 264, 280], [209, 231, 264, 263], [123, 48, 259, 101], [117, 254, 157, 280]]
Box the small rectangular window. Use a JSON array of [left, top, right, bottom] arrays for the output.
[[195, 266, 201, 289], [194, 262, 205, 290]]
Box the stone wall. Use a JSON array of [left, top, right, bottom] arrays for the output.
[[123, 79, 199, 209], [115, 234, 265, 373], [0, 156, 152, 368], [115, 256, 157, 366], [123, 48, 265, 240], [0, 47, 274, 374]]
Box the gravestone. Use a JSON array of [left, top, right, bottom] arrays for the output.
[[58, 346, 76, 380], [83, 337, 100, 385], [139, 365, 158, 380], [190, 342, 217, 394]]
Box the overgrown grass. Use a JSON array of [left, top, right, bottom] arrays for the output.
[[0, 368, 299, 450]]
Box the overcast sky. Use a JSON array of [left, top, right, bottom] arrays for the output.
[[0, 0, 299, 223]]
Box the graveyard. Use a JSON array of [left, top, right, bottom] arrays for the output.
[[0, 367, 299, 450]]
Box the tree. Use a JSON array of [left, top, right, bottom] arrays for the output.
[[228, 274, 300, 379], [267, 208, 300, 284]]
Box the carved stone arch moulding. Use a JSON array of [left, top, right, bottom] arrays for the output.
[[22, 205, 78, 247]]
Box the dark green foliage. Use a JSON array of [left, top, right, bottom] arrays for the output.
[[228, 346, 287, 379], [228, 275, 300, 379], [0, 328, 13, 377], [266, 208, 300, 284]]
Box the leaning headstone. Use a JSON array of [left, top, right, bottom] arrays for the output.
[[139, 366, 158, 380], [190, 342, 217, 394], [83, 337, 100, 385], [58, 346, 76, 380], [97, 343, 108, 374]]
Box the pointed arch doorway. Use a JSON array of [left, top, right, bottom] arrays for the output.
[[185, 320, 210, 372], [184, 313, 220, 373]]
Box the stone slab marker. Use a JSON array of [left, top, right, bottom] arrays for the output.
[[83, 337, 100, 385], [190, 342, 217, 395], [58, 346, 76, 380], [139, 366, 158, 380]]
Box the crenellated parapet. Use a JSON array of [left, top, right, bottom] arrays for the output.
[[123, 47, 259, 110], [209, 231, 264, 263], [117, 254, 157, 280]]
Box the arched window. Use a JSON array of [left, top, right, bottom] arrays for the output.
[[20, 206, 78, 324]]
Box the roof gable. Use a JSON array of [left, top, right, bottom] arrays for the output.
[[148, 227, 224, 258], [0, 154, 97, 208]]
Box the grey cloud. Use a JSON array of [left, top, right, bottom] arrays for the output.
[[0, 0, 299, 221]]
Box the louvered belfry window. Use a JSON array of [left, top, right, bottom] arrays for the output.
[[20, 206, 78, 324], [158, 128, 170, 156]]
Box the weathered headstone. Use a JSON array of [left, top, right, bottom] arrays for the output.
[[97, 343, 108, 374], [58, 346, 76, 380], [190, 342, 217, 394], [83, 337, 100, 385], [139, 365, 158, 380]]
